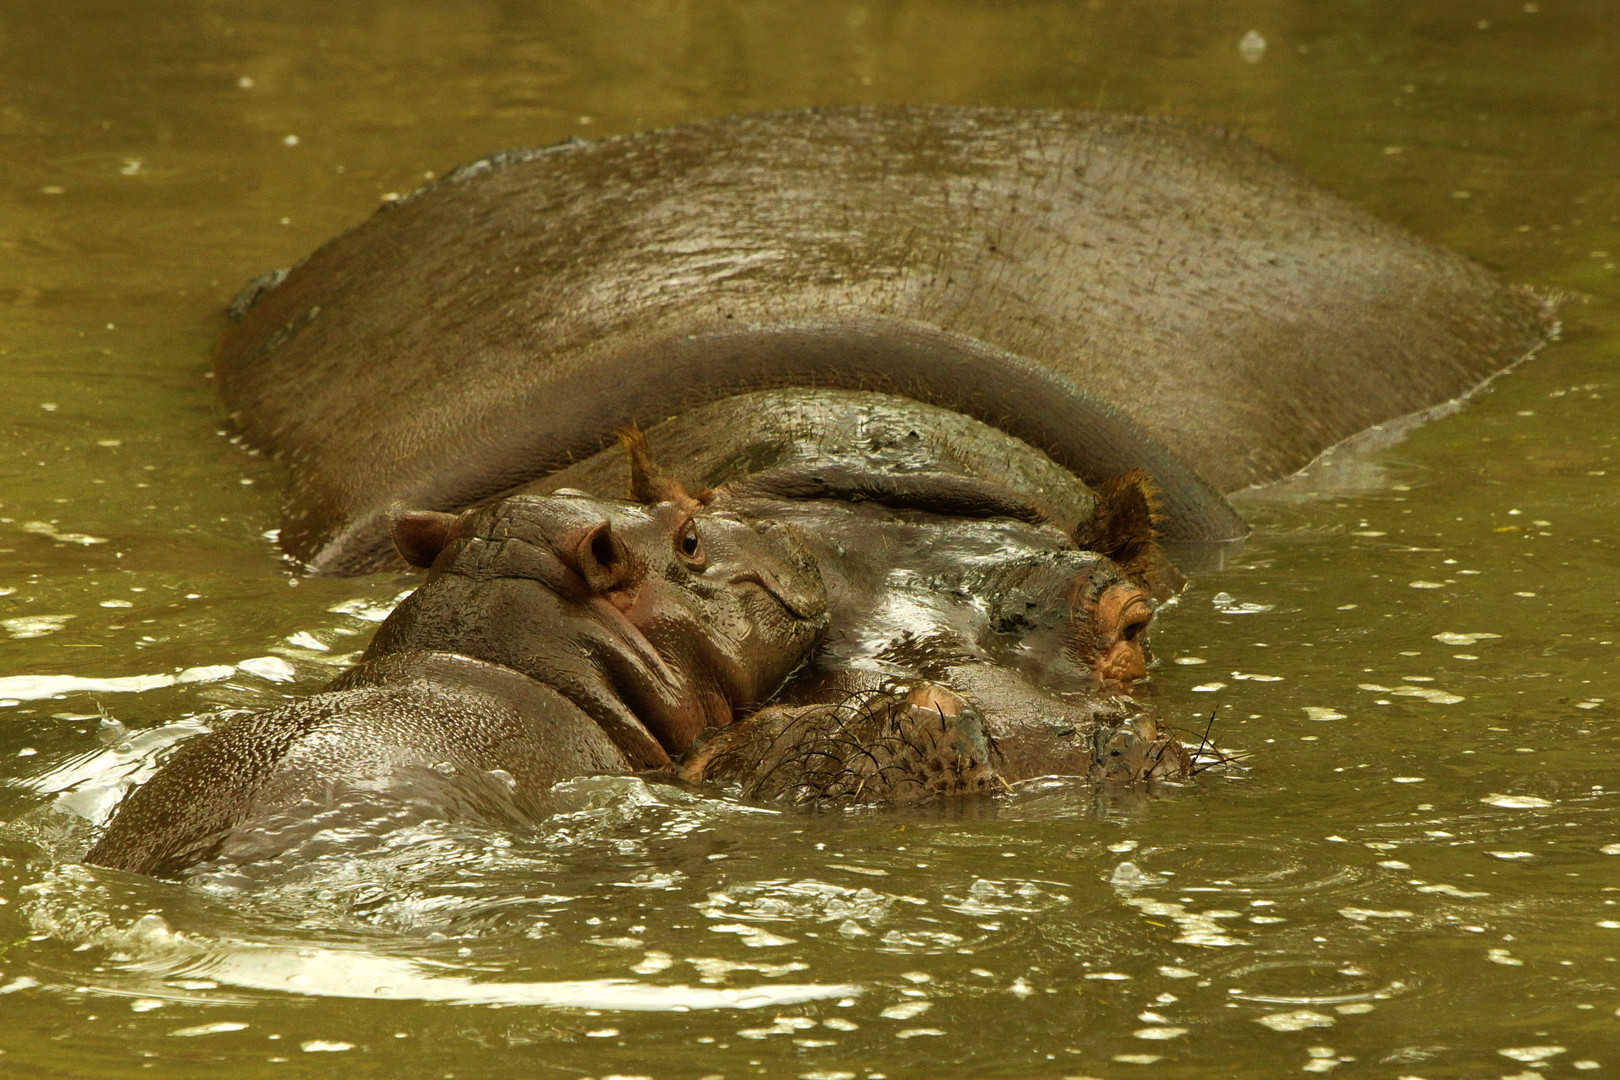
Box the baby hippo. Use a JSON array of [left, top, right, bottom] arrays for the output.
[[86, 493, 827, 877]]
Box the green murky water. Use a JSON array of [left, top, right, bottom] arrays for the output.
[[1, 2, 1617, 1076]]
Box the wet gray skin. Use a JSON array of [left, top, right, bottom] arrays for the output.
[[214, 107, 1551, 576], [371, 492, 829, 757], [83, 492, 829, 876], [681, 512, 1194, 798]]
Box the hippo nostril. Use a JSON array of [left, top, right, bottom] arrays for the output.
[[591, 529, 616, 569]]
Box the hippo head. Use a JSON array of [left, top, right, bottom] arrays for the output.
[[847, 547, 1179, 782], [365, 491, 828, 768], [736, 484, 1183, 781]]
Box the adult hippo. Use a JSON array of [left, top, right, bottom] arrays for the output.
[[215, 106, 1552, 576], [86, 490, 829, 876]]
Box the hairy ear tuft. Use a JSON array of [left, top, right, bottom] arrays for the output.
[[1081, 470, 1185, 601], [619, 426, 705, 510], [392, 509, 461, 569], [1089, 470, 1159, 562]]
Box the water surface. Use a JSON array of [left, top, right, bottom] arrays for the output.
[[1, 2, 1617, 1077]]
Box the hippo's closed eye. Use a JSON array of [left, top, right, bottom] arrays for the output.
[[1071, 579, 1155, 691], [1117, 595, 1153, 643]]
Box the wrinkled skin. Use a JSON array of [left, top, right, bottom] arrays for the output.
[[371, 492, 828, 760], [681, 685, 1005, 806], [526, 394, 1197, 796], [681, 684, 1188, 807], [697, 492, 1195, 790], [213, 107, 1552, 576], [85, 493, 828, 877]]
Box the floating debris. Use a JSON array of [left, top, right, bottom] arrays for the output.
[[1433, 631, 1501, 645], [1338, 908, 1414, 922], [1211, 592, 1274, 615], [177, 665, 235, 683], [1415, 884, 1488, 898], [21, 521, 107, 545], [709, 923, 796, 948], [169, 1022, 249, 1037], [1110, 862, 1168, 889], [1357, 683, 1464, 705], [3, 614, 75, 639]]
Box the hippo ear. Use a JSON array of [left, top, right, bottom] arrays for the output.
[[1081, 471, 1186, 601], [619, 426, 706, 511], [392, 509, 460, 568], [571, 521, 641, 596]]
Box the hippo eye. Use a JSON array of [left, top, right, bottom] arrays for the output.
[[677, 519, 706, 568]]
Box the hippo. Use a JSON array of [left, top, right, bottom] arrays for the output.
[[214, 106, 1553, 577], [87, 430, 1201, 875], [553, 397, 1195, 789], [183, 106, 1552, 825], [86, 490, 829, 876]]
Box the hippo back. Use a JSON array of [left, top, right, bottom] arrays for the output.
[[216, 106, 1552, 573]]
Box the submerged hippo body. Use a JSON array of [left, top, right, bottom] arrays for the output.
[[86, 493, 828, 876], [216, 106, 1552, 575]]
